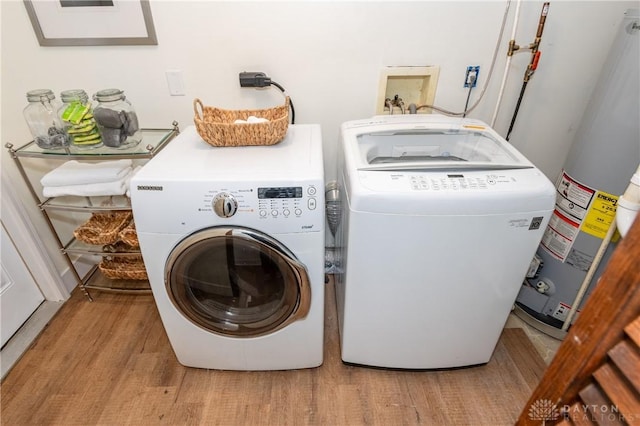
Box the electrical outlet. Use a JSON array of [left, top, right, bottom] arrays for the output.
[[464, 66, 480, 88]]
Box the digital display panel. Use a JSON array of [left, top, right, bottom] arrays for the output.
[[258, 187, 303, 199]]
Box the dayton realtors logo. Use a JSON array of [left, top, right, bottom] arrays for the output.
[[528, 399, 636, 424], [528, 399, 560, 423]]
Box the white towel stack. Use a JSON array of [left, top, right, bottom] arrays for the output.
[[125, 166, 142, 198], [41, 160, 140, 198]]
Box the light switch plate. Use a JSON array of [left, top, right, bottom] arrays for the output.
[[166, 70, 185, 96]]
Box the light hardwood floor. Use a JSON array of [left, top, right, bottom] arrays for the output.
[[1, 281, 546, 425]]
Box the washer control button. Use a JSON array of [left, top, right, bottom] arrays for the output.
[[308, 198, 317, 210], [212, 192, 238, 218], [307, 186, 317, 196], [283, 209, 290, 217], [271, 210, 278, 217]]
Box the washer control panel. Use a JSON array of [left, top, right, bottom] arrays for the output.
[[257, 186, 318, 218], [408, 173, 514, 191], [202, 185, 319, 220]]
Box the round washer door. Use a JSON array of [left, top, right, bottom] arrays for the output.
[[165, 226, 311, 337]]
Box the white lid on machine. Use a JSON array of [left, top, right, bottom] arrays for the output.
[[342, 115, 533, 171]]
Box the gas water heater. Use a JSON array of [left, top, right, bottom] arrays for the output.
[[515, 9, 640, 338]]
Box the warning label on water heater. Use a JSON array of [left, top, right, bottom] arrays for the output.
[[582, 191, 618, 238], [555, 172, 594, 220], [540, 171, 618, 262], [540, 209, 580, 260]]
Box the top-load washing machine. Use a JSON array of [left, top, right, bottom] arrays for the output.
[[335, 115, 555, 369], [130, 125, 325, 370]]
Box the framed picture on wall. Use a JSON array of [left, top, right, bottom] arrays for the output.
[[23, 0, 157, 46]]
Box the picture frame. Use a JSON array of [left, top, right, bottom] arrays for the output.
[[23, 0, 157, 46]]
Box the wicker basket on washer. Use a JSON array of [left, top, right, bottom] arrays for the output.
[[193, 97, 289, 147]]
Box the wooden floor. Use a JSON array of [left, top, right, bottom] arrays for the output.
[[1, 281, 546, 425]]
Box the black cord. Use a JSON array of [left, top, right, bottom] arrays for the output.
[[463, 75, 476, 118], [463, 85, 473, 118], [270, 80, 295, 124]]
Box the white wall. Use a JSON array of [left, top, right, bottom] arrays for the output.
[[1, 0, 634, 274]]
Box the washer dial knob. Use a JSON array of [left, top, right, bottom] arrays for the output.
[[212, 192, 238, 218]]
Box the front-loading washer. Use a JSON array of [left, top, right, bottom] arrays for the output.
[[130, 125, 325, 370]]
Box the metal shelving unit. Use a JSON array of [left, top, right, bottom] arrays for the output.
[[6, 122, 179, 301]]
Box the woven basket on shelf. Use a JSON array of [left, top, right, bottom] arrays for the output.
[[73, 212, 133, 245], [193, 97, 289, 147], [118, 220, 139, 248], [99, 256, 148, 281], [102, 240, 137, 253]]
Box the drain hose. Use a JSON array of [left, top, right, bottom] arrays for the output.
[[325, 181, 341, 237]]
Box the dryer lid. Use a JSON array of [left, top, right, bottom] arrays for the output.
[[345, 117, 533, 172]]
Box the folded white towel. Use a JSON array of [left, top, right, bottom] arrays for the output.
[[43, 170, 131, 198], [233, 116, 270, 124], [125, 166, 142, 198], [247, 116, 269, 123], [40, 159, 133, 187]]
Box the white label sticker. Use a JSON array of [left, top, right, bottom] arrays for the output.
[[540, 209, 580, 261], [555, 171, 595, 220]]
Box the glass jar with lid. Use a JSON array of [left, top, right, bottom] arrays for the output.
[[23, 89, 68, 150], [93, 89, 142, 148], [58, 89, 103, 149]]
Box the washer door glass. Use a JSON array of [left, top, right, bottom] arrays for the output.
[[165, 227, 311, 337]]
